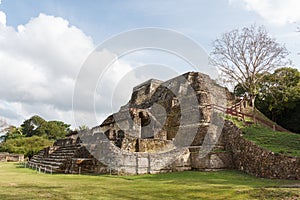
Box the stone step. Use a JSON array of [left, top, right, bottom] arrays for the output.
[[29, 159, 65, 168], [56, 144, 81, 149], [54, 148, 80, 153], [29, 159, 41, 164], [48, 153, 75, 158], [53, 149, 78, 153], [36, 152, 45, 156], [51, 150, 77, 154], [28, 161, 45, 168], [31, 153, 44, 158], [29, 160, 62, 168], [28, 161, 39, 166], [58, 144, 81, 149], [43, 157, 66, 162], [39, 160, 63, 166], [30, 163, 62, 172], [30, 156, 44, 161], [31, 156, 44, 160], [28, 143, 84, 174]]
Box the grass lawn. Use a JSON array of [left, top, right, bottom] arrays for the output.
[[242, 125, 300, 157], [225, 115, 300, 157], [0, 162, 299, 200]]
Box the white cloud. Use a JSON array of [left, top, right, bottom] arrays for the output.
[[0, 12, 96, 127], [0, 12, 145, 128], [0, 11, 197, 128], [230, 0, 300, 26], [0, 11, 6, 25]]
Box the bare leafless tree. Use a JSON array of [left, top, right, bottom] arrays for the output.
[[210, 25, 290, 107]]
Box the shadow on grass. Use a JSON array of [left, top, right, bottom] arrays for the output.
[[14, 184, 62, 190], [0, 191, 70, 200], [108, 170, 300, 188], [11, 162, 300, 190]]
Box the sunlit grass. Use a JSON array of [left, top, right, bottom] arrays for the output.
[[0, 162, 299, 200], [225, 115, 300, 157], [242, 125, 300, 157]]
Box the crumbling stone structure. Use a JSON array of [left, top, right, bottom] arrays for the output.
[[28, 72, 299, 179], [0, 152, 24, 162], [223, 121, 300, 179], [28, 134, 107, 174]]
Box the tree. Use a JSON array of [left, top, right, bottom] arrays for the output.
[[0, 136, 53, 158], [45, 121, 70, 139], [0, 115, 71, 157], [0, 126, 23, 142], [211, 25, 290, 107], [233, 83, 247, 97], [20, 115, 70, 139], [21, 115, 46, 137], [255, 67, 300, 132], [257, 67, 300, 112]]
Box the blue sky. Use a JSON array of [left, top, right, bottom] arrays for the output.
[[0, 0, 299, 128], [2, 0, 299, 52]]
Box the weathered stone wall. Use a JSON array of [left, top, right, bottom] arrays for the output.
[[131, 79, 163, 106], [77, 72, 234, 174], [0, 152, 9, 162], [190, 151, 233, 170], [121, 138, 174, 153], [0, 152, 24, 162], [65, 145, 108, 174], [80, 129, 192, 174], [223, 121, 300, 180]]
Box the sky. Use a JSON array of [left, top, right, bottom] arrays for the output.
[[0, 0, 300, 129]]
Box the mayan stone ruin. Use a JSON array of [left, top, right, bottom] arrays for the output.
[[0, 152, 24, 162], [28, 72, 300, 179]]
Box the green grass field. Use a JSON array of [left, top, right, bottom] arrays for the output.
[[0, 162, 299, 200], [225, 115, 300, 157], [242, 125, 300, 157]]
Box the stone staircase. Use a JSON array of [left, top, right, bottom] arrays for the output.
[[28, 143, 82, 173]]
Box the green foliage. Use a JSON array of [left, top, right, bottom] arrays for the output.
[[21, 115, 46, 137], [0, 136, 53, 158], [0, 115, 70, 157], [233, 83, 247, 97], [20, 115, 70, 139], [44, 121, 71, 139], [279, 103, 300, 133], [0, 126, 23, 141], [255, 67, 300, 132], [257, 67, 300, 112]]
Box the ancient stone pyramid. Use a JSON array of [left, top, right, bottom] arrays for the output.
[[29, 72, 299, 179]]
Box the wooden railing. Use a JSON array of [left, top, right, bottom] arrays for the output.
[[206, 99, 290, 132]]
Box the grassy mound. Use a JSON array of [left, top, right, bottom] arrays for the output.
[[242, 125, 300, 157], [225, 115, 300, 157]]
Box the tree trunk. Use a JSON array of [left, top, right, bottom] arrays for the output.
[[249, 95, 256, 108]]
